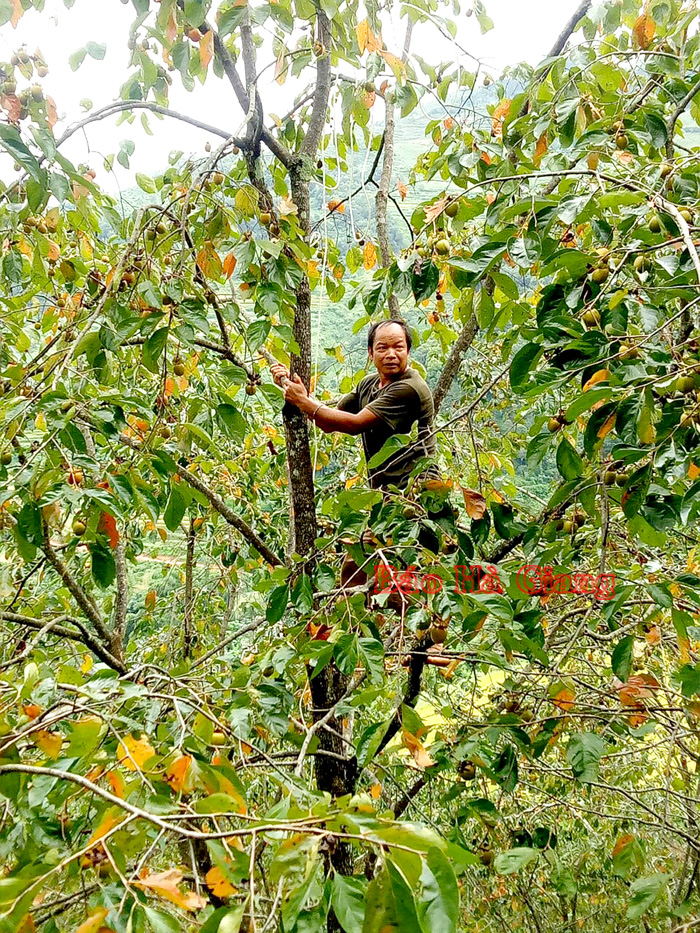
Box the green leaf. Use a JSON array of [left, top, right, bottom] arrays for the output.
[[367, 434, 410, 469], [0, 125, 42, 181], [143, 326, 169, 373], [216, 404, 246, 443], [164, 480, 188, 531], [611, 635, 634, 681], [494, 847, 538, 874], [90, 543, 116, 589], [678, 664, 700, 697], [85, 41, 107, 60], [412, 261, 439, 301], [567, 733, 604, 783], [510, 342, 541, 391], [331, 875, 366, 933], [415, 847, 459, 933], [626, 873, 667, 920], [556, 438, 584, 481], [266, 584, 289, 624], [364, 863, 421, 933], [136, 172, 157, 194]]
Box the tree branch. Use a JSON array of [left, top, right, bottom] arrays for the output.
[[0, 611, 127, 673], [183, 517, 196, 659], [432, 312, 479, 416], [300, 12, 332, 158], [666, 74, 700, 160]]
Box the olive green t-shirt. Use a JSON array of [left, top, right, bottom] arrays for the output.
[[336, 368, 438, 489]]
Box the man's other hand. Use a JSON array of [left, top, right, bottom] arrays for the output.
[[270, 363, 290, 387], [282, 373, 309, 407]]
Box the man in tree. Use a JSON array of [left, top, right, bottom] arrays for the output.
[[271, 319, 440, 594], [270, 319, 438, 491]]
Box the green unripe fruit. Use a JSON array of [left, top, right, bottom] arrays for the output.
[[615, 133, 628, 149], [548, 418, 562, 433], [582, 309, 600, 327], [591, 266, 609, 284], [680, 209, 693, 224], [633, 255, 648, 273], [457, 759, 476, 780], [616, 472, 628, 487], [435, 238, 450, 256], [677, 375, 696, 394], [561, 520, 574, 534], [604, 470, 618, 485], [445, 200, 460, 218], [0, 451, 12, 466], [660, 163, 673, 178], [72, 519, 86, 537], [649, 215, 662, 233], [619, 344, 640, 360]]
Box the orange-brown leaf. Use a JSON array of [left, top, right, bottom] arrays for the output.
[[223, 252, 237, 279], [397, 179, 408, 200], [10, 0, 22, 28], [461, 487, 487, 519], [534, 133, 548, 166], [362, 89, 376, 108], [443, 117, 454, 131], [166, 7, 178, 44], [2, 94, 21, 123], [106, 770, 126, 799], [612, 834, 636, 858], [46, 96, 57, 129], [97, 512, 119, 549], [597, 411, 617, 440], [632, 12, 655, 49], [363, 241, 377, 270], [86, 810, 124, 848], [196, 244, 222, 278], [424, 196, 447, 224], [688, 461, 700, 480], [165, 755, 194, 793], [378, 50, 405, 79], [145, 589, 157, 611], [401, 728, 434, 769], [582, 369, 609, 391], [327, 199, 345, 214], [205, 866, 236, 898], [274, 46, 287, 85], [491, 99, 512, 137], [551, 687, 575, 712], [135, 869, 206, 912], [200, 30, 214, 69]]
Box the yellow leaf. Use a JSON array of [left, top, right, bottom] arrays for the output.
[[356, 19, 381, 54], [401, 728, 434, 769], [76, 908, 110, 933], [370, 783, 382, 800], [81, 654, 93, 674], [200, 30, 214, 70], [422, 478, 453, 493], [117, 734, 156, 772], [278, 195, 298, 217], [345, 475, 360, 490], [379, 49, 405, 79], [460, 487, 487, 519], [34, 412, 46, 432], [363, 241, 377, 270], [135, 869, 206, 912], [33, 729, 62, 760], [17, 237, 33, 258], [582, 369, 609, 392], [47, 240, 60, 262], [638, 420, 656, 445], [205, 866, 236, 898], [632, 12, 655, 49], [86, 809, 124, 848]]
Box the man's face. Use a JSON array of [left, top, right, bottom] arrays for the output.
[[369, 324, 410, 381]]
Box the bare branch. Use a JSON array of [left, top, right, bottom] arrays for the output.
[[666, 75, 700, 160], [300, 13, 332, 158], [0, 611, 127, 673], [432, 313, 479, 415]]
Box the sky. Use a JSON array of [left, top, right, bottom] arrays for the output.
[[0, 0, 583, 192]]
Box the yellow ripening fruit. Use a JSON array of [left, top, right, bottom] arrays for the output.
[[582, 309, 600, 327], [211, 732, 227, 747], [548, 418, 562, 433], [72, 519, 86, 536]]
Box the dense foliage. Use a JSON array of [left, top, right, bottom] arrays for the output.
[[3, 0, 700, 930]]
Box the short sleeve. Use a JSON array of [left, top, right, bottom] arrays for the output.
[[365, 382, 419, 432], [336, 387, 359, 414]]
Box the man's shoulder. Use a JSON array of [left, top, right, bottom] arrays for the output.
[[403, 368, 433, 399]]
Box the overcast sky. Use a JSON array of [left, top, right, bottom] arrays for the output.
[[0, 0, 581, 191]]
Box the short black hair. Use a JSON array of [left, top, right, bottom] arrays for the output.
[[367, 319, 412, 352]]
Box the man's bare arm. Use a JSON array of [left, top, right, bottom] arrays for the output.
[[269, 363, 381, 436]]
